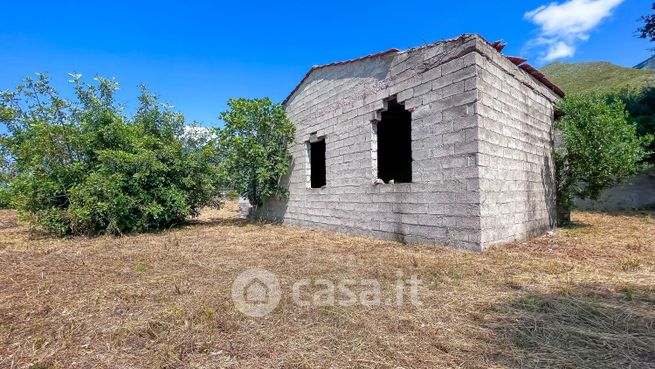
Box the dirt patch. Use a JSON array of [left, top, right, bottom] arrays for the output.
[[0, 210, 17, 230]]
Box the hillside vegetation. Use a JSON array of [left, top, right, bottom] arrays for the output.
[[541, 61, 655, 94], [541, 61, 655, 161]]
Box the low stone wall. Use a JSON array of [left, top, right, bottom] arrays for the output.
[[575, 167, 655, 211]]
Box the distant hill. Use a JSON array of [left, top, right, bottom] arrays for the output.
[[540, 61, 655, 94], [635, 55, 655, 70]]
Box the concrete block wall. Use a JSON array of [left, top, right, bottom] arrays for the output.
[[255, 34, 560, 251], [574, 167, 655, 210], [473, 39, 560, 247]]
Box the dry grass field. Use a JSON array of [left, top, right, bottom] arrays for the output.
[[0, 202, 654, 368]]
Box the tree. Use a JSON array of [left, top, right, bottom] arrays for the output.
[[555, 94, 653, 224], [217, 98, 294, 207], [0, 74, 221, 235], [612, 87, 655, 161], [638, 3, 655, 43], [0, 152, 9, 209]]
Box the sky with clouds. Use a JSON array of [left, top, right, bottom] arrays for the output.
[[0, 0, 651, 127], [525, 0, 626, 62]]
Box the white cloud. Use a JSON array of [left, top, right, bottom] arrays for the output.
[[525, 0, 624, 62], [544, 41, 576, 60]]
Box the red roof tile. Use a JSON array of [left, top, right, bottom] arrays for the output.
[[507, 56, 528, 66], [480, 37, 564, 98], [519, 63, 565, 97]]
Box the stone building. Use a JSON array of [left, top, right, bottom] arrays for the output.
[[254, 34, 564, 251]]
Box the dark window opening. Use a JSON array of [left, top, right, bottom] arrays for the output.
[[377, 99, 412, 183], [309, 138, 326, 188]]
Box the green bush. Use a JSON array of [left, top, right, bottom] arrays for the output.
[[0, 188, 9, 209], [0, 146, 10, 208], [555, 93, 653, 224], [611, 87, 655, 161], [217, 98, 294, 207], [0, 74, 220, 235]]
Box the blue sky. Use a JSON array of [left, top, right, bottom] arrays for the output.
[[0, 0, 652, 128]]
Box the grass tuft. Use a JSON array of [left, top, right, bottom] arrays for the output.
[[133, 263, 148, 273]]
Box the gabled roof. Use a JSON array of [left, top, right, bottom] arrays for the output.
[[282, 36, 564, 105], [282, 48, 400, 105]]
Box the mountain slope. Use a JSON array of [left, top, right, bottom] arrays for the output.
[[635, 55, 655, 70], [540, 62, 655, 94]]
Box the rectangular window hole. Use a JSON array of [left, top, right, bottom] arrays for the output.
[[377, 99, 412, 183], [309, 138, 326, 188]]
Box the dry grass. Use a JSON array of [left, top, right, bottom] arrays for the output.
[[0, 204, 654, 369]]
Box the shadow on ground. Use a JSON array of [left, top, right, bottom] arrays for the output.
[[558, 221, 593, 230], [186, 216, 252, 228], [484, 283, 655, 368]]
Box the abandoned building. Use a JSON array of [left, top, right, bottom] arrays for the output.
[[253, 34, 565, 251]]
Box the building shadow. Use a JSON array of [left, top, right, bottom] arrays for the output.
[[541, 155, 557, 230], [558, 221, 593, 229]]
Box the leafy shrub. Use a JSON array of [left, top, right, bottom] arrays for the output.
[[217, 98, 294, 207], [555, 93, 653, 224], [0, 74, 220, 235], [0, 146, 10, 208], [0, 188, 9, 209], [612, 87, 655, 161]]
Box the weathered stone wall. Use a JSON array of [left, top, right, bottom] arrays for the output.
[[255, 34, 559, 251], [474, 41, 560, 247], [574, 167, 655, 211]]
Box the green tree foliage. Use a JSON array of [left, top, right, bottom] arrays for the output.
[[555, 94, 653, 224], [638, 3, 655, 43], [0, 191, 8, 209], [0, 182, 9, 209], [0, 147, 10, 208], [0, 74, 220, 235], [217, 98, 294, 207], [612, 87, 655, 160]]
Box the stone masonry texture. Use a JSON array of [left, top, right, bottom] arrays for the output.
[[254, 34, 561, 251]]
